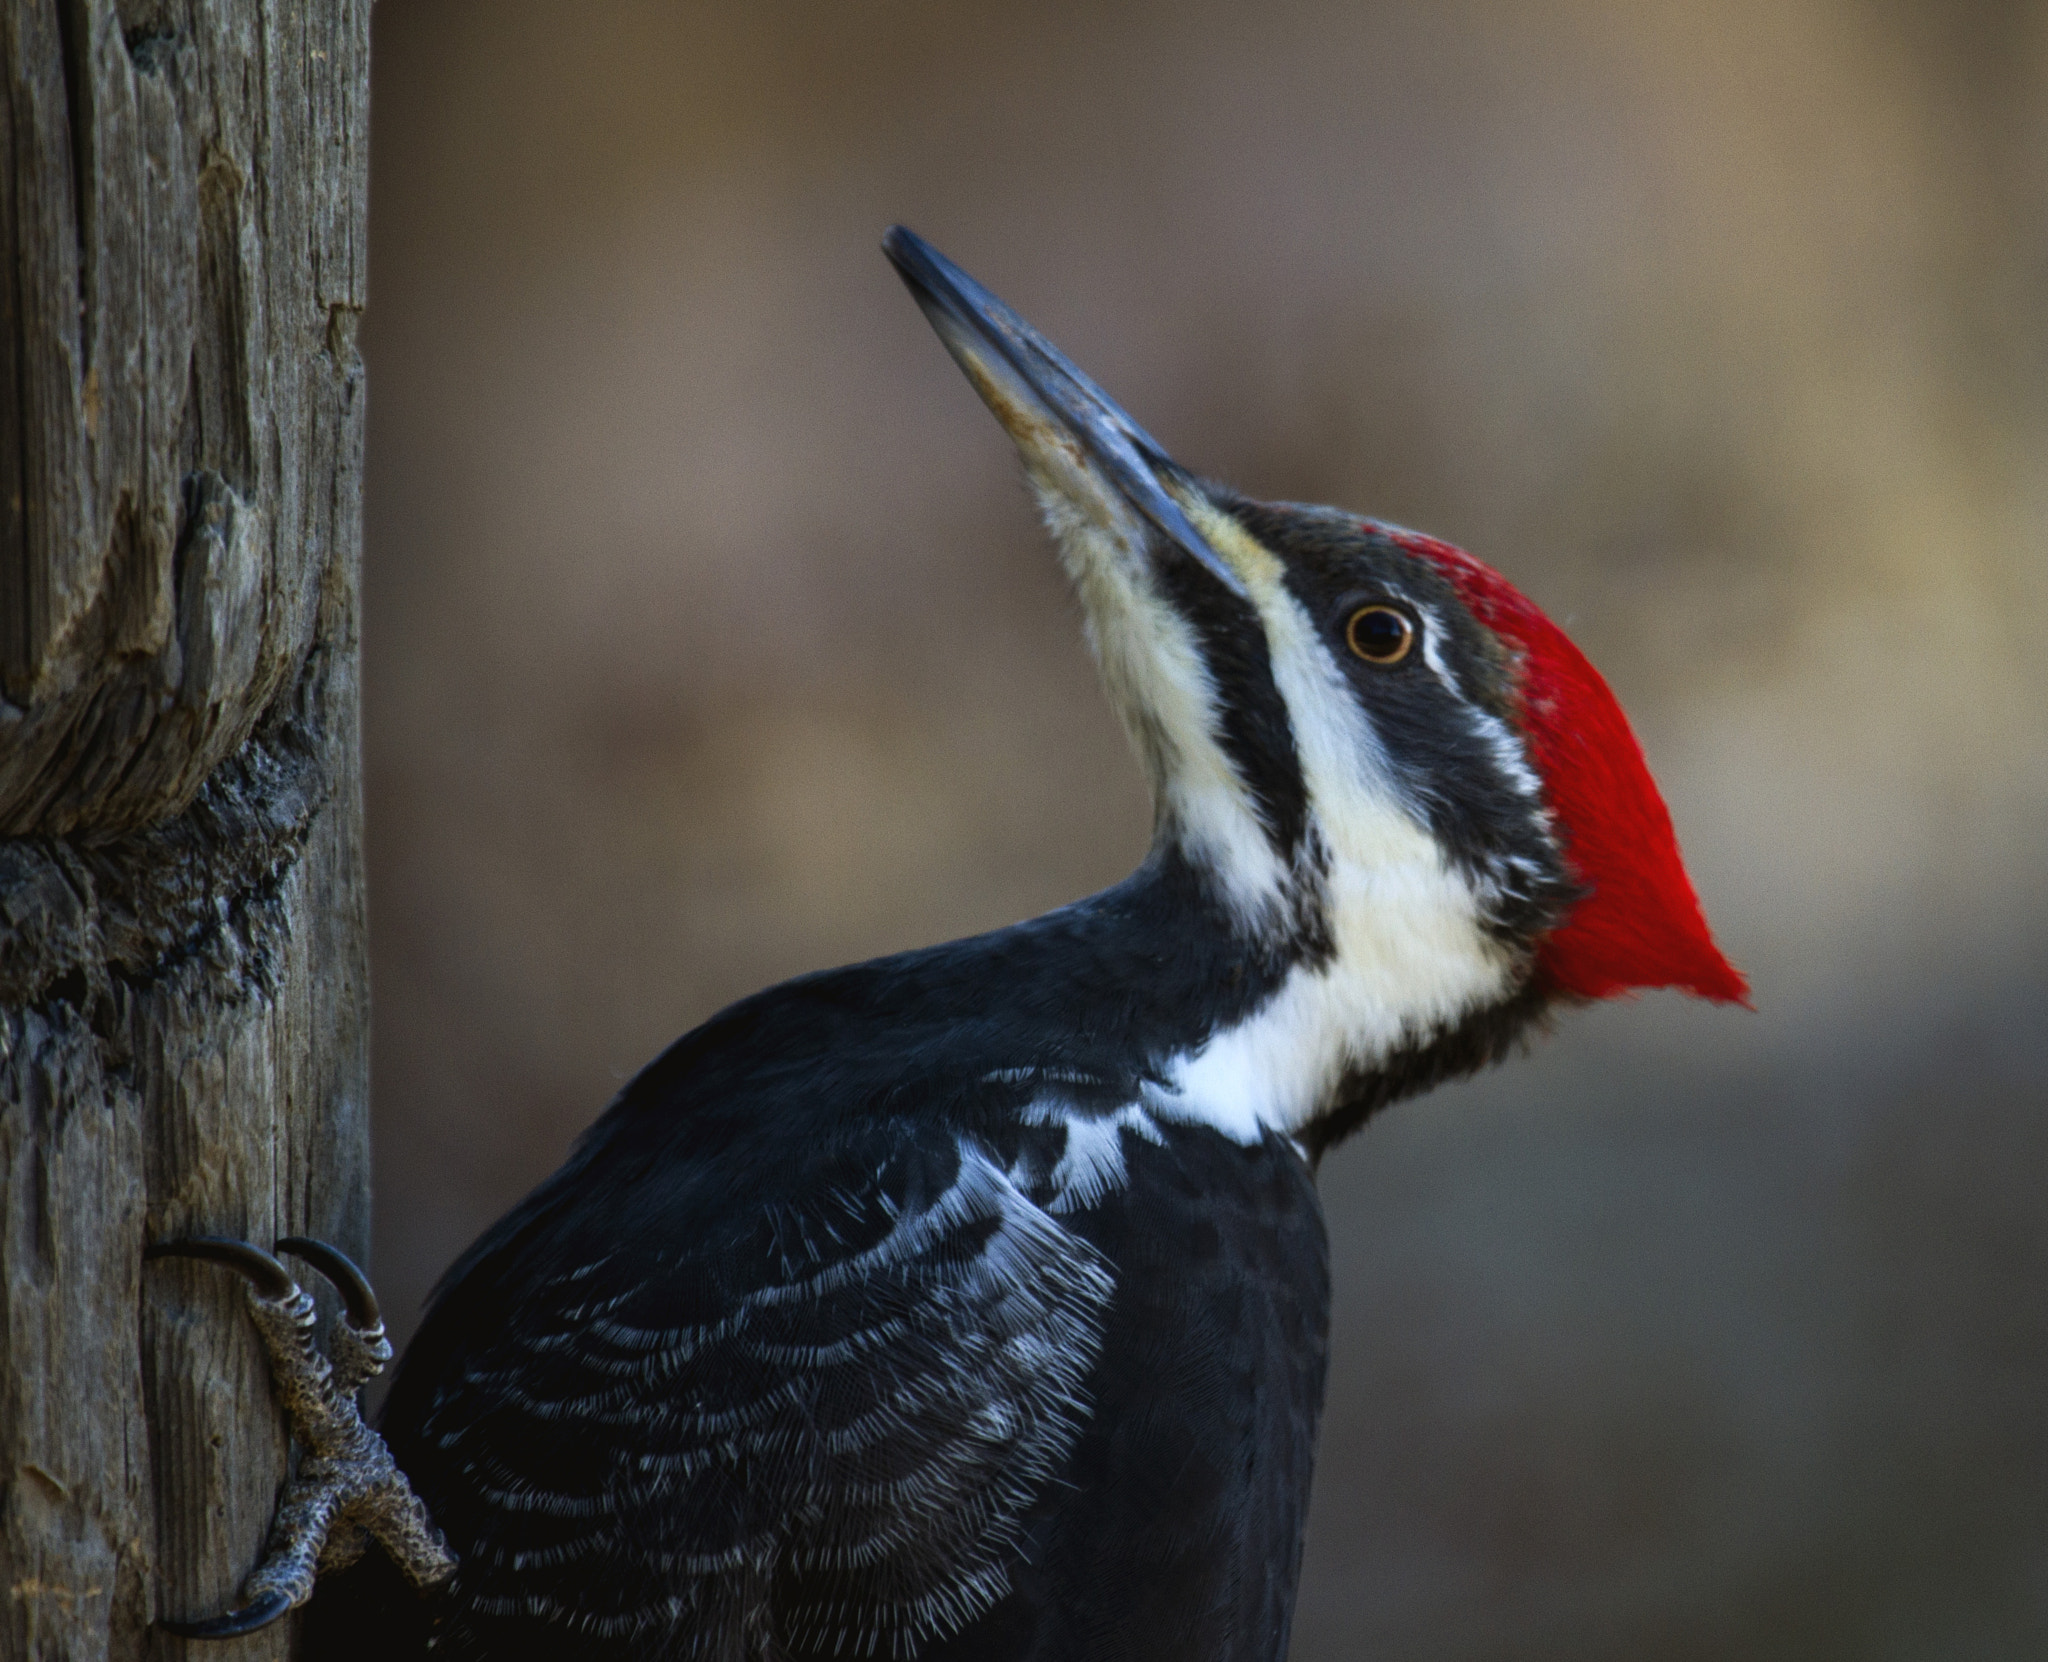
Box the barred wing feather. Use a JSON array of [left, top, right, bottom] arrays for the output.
[[409, 1136, 1114, 1660]]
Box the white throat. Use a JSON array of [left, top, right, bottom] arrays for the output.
[[1029, 470, 1293, 933]]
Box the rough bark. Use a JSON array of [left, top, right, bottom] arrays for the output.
[[0, 3, 371, 1658]]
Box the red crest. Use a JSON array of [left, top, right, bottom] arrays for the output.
[[1389, 528, 1749, 1006]]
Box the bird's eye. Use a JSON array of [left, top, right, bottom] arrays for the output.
[[1345, 605, 1415, 665]]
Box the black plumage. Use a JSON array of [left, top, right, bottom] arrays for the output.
[[248, 228, 1742, 1660], [313, 851, 1340, 1659]]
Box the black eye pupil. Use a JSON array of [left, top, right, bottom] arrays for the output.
[[1348, 606, 1412, 663], [1357, 613, 1402, 652]]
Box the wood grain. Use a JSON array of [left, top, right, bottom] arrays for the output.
[[1, 4, 372, 1657]]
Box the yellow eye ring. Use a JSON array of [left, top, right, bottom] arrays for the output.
[[1346, 605, 1415, 665]]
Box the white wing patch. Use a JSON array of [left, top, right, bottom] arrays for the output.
[[1019, 1098, 1167, 1212]]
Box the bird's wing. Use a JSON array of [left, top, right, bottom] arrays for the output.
[[400, 1128, 1114, 1658]]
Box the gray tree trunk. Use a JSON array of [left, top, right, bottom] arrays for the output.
[[0, 3, 372, 1658]]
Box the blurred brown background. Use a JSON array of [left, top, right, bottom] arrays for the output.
[[358, 4, 2048, 1657]]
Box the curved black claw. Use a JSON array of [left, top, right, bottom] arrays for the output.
[[146, 1237, 295, 1301], [277, 1236, 380, 1327], [157, 1588, 294, 1640]]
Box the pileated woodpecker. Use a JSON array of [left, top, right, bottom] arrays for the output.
[[150, 228, 1745, 1661]]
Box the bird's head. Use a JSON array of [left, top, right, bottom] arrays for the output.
[[885, 228, 1745, 1147]]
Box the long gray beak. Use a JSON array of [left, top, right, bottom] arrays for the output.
[[883, 226, 1248, 600]]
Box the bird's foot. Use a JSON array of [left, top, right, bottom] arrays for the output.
[[146, 1236, 457, 1640]]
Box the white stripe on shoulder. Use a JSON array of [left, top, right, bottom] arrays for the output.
[[1018, 1098, 1166, 1212]]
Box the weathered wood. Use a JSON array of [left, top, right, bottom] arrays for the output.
[[1, 3, 372, 1658]]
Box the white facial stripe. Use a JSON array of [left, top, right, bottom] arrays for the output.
[[1017, 435, 1521, 1140], [1138, 503, 1519, 1140], [1414, 600, 1462, 692], [1410, 600, 1546, 806], [1144, 852, 1516, 1140]]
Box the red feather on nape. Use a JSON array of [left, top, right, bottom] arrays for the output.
[[1384, 526, 1750, 1007]]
